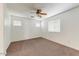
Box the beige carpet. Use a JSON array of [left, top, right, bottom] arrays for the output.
[[6, 37, 79, 56]]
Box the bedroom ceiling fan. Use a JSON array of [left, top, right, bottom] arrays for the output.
[[30, 9, 47, 18], [36, 9, 47, 15]]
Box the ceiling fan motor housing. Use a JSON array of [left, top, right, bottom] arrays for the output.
[[36, 9, 42, 14]]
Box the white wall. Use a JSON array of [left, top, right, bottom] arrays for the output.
[[11, 16, 25, 42], [24, 19, 41, 39], [11, 16, 42, 42], [42, 6, 79, 50], [4, 9, 12, 52], [0, 4, 5, 55]]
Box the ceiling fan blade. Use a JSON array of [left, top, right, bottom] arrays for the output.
[[39, 13, 47, 15]]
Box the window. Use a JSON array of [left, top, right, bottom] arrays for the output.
[[35, 23, 40, 27], [48, 19, 60, 32], [13, 20, 22, 26]]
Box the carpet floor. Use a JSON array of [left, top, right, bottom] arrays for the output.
[[6, 37, 79, 56]]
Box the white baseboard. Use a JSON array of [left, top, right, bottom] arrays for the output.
[[42, 36, 79, 51], [4, 41, 11, 56], [12, 37, 42, 42]]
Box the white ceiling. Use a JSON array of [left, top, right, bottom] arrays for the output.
[[6, 3, 79, 20]]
